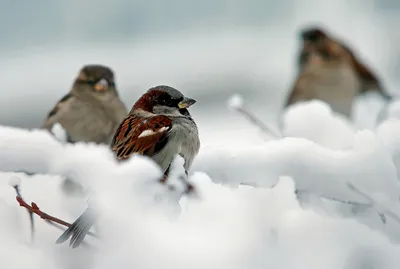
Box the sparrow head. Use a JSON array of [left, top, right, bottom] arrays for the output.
[[300, 27, 327, 45], [132, 85, 196, 116], [72, 64, 119, 100], [299, 27, 347, 67]]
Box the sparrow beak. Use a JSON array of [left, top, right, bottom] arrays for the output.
[[94, 78, 109, 92], [178, 97, 196, 109]]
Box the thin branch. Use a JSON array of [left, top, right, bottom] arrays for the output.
[[295, 189, 371, 206], [318, 194, 371, 207], [13, 186, 35, 242], [296, 189, 387, 223], [16, 196, 97, 238], [346, 182, 400, 225], [236, 106, 282, 138]]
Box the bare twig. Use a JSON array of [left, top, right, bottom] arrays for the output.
[[346, 182, 400, 225], [295, 189, 387, 223], [318, 194, 371, 207], [236, 106, 282, 138], [295, 189, 371, 207], [16, 196, 98, 238], [12, 185, 35, 242], [227, 94, 282, 138]]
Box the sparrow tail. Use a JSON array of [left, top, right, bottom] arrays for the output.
[[375, 91, 395, 125], [379, 91, 392, 102], [55, 207, 98, 248]]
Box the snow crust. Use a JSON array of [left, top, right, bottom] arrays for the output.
[[1, 96, 400, 269]]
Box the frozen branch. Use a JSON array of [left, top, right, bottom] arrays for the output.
[[346, 182, 400, 225], [10, 179, 35, 243], [16, 196, 98, 238], [227, 94, 282, 138]]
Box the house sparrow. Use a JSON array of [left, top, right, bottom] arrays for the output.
[[42, 65, 128, 196], [55, 85, 200, 248], [285, 27, 391, 118], [42, 64, 128, 144]]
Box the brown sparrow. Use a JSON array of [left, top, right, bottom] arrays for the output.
[[41, 65, 128, 196], [55, 85, 200, 248], [42, 64, 128, 144], [285, 27, 391, 118]]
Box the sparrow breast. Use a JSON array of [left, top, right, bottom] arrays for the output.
[[299, 63, 361, 117], [152, 115, 200, 173]]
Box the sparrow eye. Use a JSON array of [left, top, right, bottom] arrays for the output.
[[86, 80, 96, 86], [164, 98, 172, 106], [308, 35, 318, 42]]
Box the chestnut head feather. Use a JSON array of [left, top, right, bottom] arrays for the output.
[[298, 27, 350, 68], [72, 64, 119, 100], [300, 27, 327, 43], [132, 85, 196, 116]]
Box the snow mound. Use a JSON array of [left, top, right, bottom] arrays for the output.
[[282, 100, 355, 150], [1, 100, 400, 268]]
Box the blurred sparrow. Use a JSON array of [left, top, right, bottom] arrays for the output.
[[42, 64, 128, 196], [42, 64, 128, 144], [285, 27, 391, 117], [55, 85, 200, 248]]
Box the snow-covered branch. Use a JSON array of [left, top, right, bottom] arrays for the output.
[[227, 94, 282, 138], [1, 98, 400, 268]]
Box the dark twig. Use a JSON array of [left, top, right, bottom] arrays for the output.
[[236, 106, 282, 138], [13, 185, 35, 242], [295, 189, 387, 223], [346, 182, 400, 225], [16, 196, 97, 238], [321, 194, 387, 222], [317, 194, 371, 207], [228, 94, 282, 138]]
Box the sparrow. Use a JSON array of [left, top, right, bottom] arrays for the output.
[[42, 64, 128, 144], [55, 85, 200, 248], [41, 65, 128, 196], [285, 27, 391, 118]]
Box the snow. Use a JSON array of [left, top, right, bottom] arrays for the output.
[[51, 123, 69, 143], [282, 100, 355, 150], [8, 175, 21, 187], [227, 94, 244, 111], [0, 95, 400, 268], [379, 99, 400, 122]]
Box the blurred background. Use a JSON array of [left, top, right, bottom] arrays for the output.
[[1, 0, 400, 146]]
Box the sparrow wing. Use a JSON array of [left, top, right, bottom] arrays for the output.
[[111, 114, 173, 160], [285, 73, 310, 107], [41, 93, 75, 142], [341, 44, 391, 99], [42, 93, 74, 128], [297, 48, 310, 71]]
